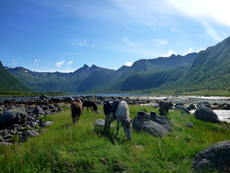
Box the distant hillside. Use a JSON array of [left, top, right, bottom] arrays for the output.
[[107, 64, 190, 91], [5, 50, 200, 93], [0, 61, 32, 92], [5, 64, 116, 93], [120, 53, 197, 79], [180, 36, 230, 91]]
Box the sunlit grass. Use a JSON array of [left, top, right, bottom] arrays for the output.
[[0, 105, 229, 172]]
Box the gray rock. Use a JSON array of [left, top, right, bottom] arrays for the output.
[[132, 112, 173, 137], [3, 133, 12, 139], [174, 105, 190, 114], [133, 120, 167, 137], [189, 104, 196, 110], [192, 140, 230, 172], [0, 108, 28, 129], [20, 130, 39, 142], [94, 119, 114, 129], [186, 122, 194, 128], [152, 103, 159, 108], [33, 106, 45, 115], [0, 142, 12, 146], [149, 112, 173, 132], [194, 104, 221, 123], [49, 104, 55, 109], [43, 121, 54, 126]]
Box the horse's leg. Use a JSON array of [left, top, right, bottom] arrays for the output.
[[89, 106, 93, 112], [104, 115, 110, 131], [115, 120, 119, 137], [77, 115, 80, 126], [72, 113, 76, 125]]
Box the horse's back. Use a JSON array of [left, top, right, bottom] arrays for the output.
[[115, 101, 130, 120], [71, 101, 83, 114]]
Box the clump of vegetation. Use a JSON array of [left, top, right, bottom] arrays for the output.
[[0, 105, 229, 172], [39, 116, 54, 123], [23, 127, 31, 131], [11, 135, 19, 144]]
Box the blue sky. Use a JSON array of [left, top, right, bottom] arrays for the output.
[[0, 0, 230, 72]]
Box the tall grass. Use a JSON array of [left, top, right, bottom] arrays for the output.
[[0, 105, 229, 172]]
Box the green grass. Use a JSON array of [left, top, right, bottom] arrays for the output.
[[0, 105, 229, 172]]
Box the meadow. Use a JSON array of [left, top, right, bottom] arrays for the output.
[[0, 105, 229, 172]]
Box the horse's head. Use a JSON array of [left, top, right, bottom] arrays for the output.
[[122, 118, 132, 139], [90, 101, 98, 112]]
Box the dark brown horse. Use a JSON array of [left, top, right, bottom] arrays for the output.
[[71, 101, 83, 126], [158, 100, 173, 118], [81, 98, 98, 112]]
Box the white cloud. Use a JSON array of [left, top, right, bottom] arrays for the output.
[[67, 61, 73, 66], [55, 61, 65, 67], [72, 39, 86, 46], [200, 19, 221, 41], [12, 60, 16, 66], [124, 62, 133, 67], [123, 37, 139, 46], [33, 59, 40, 66], [155, 39, 168, 46], [161, 51, 175, 57], [183, 48, 193, 56], [167, 0, 230, 27]]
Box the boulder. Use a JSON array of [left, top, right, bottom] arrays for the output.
[[64, 97, 74, 102], [39, 94, 49, 99], [0, 108, 28, 129], [189, 104, 196, 110], [132, 111, 173, 137], [33, 106, 45, 115], [197, 102, 211, 108], [194, 104, 221, 123], [149, 111, 173, 132], [94, 119, 114, 130], [174, 105, 190, 114], [20, 130, 39, 142], [192, 140, 230, 172], [175, 103, 184, 107]]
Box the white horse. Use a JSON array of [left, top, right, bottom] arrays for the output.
[[104, 100, 132, 139]]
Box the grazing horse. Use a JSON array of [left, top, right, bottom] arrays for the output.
[[71, 101, 83, 126], [158, 100, 173, 118], [81, 98, 98, 112], [103, 100, 132, 139]]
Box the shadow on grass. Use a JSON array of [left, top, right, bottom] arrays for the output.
[[94, 128, 131, 145]]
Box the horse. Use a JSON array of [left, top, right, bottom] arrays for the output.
[[158, 100, 173, 118], [81, 98, 98, 112], [103, 100, 132, 139], [71, 100, 83, 126]]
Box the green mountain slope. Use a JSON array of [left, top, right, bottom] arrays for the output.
[[0, 61, 32, 92], [120, 53, 197, 79], [181, 36, 230, 91], [115, 65, 190, 91]]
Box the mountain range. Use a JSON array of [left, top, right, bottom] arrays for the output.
[[1, 36, 230, 94], [0, 61, 32, 92]]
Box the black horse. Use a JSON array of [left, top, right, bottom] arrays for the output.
[[81, 98, 98, 112]]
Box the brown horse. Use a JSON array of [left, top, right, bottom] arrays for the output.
[[81, 98, 98, 112], [71, 101, 83, 126], [158, 100, 173, 118]]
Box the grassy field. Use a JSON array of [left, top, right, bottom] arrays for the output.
[[0, 105, 229, 172]]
